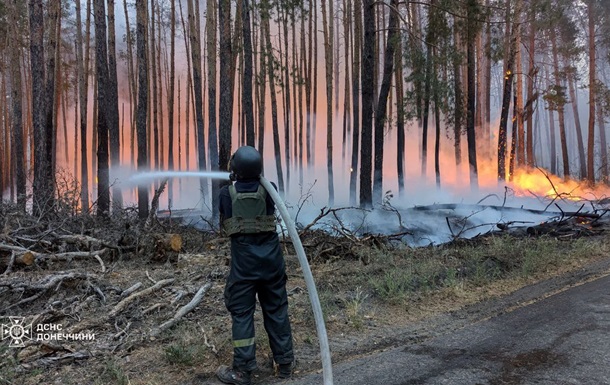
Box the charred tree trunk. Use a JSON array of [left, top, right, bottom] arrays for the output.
[[241, 0, 255, 146], [93, 0, 110, 216], [107, 0, 122, 209], [218, 0, 233, 200], [9, 4, 25, 210], [586, 0, 596, 183], [167, 0, 176, 204], [525, 15, 536, 168], [349, 0, 362, 205], [497, 0, 518, 182], [257, 7, 266, 156], [45, 0, 60, 193], [29, 0, 52, 217], [136, 0, 149, 219], [123, 0, 136, 170], [206, 0, 217, 180], [187, 0, 207, 203], [360, 0, 375, 208], [453, 21, 463, 169], [466, 0, 479, 188], [263, 7, 284, 192], [373, 0, 399, 204], [395, 21, 405, 196], [515, 21, 524, 168], [321, 0, 334, 205]]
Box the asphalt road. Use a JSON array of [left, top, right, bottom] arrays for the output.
[[284, 273, 610, 385]]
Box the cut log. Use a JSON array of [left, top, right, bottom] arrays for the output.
[[140, 233, 183, 263], [1, 250, 35, 269]]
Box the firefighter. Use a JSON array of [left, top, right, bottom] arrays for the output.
[[216, 146, 295, 385]]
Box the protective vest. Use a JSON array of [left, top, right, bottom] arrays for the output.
[[223, 184, 277, 236]]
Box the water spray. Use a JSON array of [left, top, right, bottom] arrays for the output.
[[125, 170, 231, 185], [259, 176, 334, 385]]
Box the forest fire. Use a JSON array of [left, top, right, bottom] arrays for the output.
[[510, 168, 609, 203]]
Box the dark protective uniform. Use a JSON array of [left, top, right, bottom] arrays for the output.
[[219, 179, 294, 373]]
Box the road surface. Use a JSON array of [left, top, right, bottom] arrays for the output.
[[284, 271, 610, 385]]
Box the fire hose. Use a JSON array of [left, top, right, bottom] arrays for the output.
[[259, 176, 334, 385]]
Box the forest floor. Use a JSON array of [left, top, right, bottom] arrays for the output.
[[2, 203, 610, 385]]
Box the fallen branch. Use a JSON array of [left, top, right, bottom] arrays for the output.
[[21, 351, 91, 368], [120, 282, 143, 298], [4, 272, 95, 311], [109, 278, 175, 318], [149, 281, 212, 337]]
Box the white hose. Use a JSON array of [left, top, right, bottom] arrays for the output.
[[259, 177, 334, 385]]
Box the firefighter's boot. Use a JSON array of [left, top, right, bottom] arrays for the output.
[[216, 365, 251, 385]]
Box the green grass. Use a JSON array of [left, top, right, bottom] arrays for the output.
[[95, 359, 129, 385], [164, 343, 198, 366], [366, 234, 608, 304], [343, 286, 369, 329]]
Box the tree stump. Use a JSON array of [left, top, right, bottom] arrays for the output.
[[141, 233, 183, 263]]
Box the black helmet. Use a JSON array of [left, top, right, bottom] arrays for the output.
[[229, 146, 263, 180]]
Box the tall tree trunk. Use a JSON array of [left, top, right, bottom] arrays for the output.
[[150, 0, 160, 171], [453, 21, 463, 169], [218, 0, 233, 201], [45, 0, 60, 192], [311, 0, 318, 167], [107, 0, 122, 209], [360, 0, 375, 208], [187, 0, 207, 204], [548, 95, 558, 174], [305, 0, 313, 167], [509, 77, 518, 179], [373, 0, 399, 204], [421, 25, 432, 178], [321, 0, 334, 205], [298, 6, 306, 184], [10, 2, 26, 210], [136, 0, 149, 219], [515, 19, 525, 168], [598, 97, 608, 182], [497, 0, 517, 182], [206, 0, 217, 181], [567, 69, 587, 179], [241, 0, 255, 146], [257, 8, 267, 156], [263, 10, 284, 192], [29, 0, 52, 216], [349, 0, 362, 205], [466, 0, 479, 188], [167, 0, 176, 205], [525, 14, 536, 168], [586, 0, 596, 183], [341, 0, 352, 161], [93, 0, 110, 216], [550, 27, 569, 178], [280, 5, 292, 188], [395, 22, 405, 196]]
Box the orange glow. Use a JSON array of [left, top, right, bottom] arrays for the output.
[[510, 168, 606, 202]]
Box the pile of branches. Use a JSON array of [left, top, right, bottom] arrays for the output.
[[0, 199, 187, 275], [0, 201, 220, 371]]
